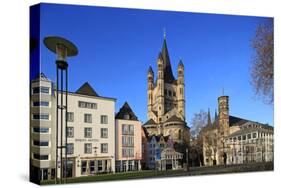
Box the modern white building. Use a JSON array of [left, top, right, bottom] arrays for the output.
[[30, 73, 56, 182], [30, 74, 116, 182], [57, 82, 116, 178]]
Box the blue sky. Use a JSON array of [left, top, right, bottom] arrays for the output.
[[33, 3, 273, 126]]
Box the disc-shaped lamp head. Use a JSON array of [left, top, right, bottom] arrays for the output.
[[44, 36, 78, 63]]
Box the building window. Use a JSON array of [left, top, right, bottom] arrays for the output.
[[101, 128, 108, 138], [98, 160, 103, 171], [122, 124, 128, 135], [128, 125, 134, 135], [84, 114, 92, 123], [33, 127, 49, 133], [173, 91, 176, 97], [128, 136, 134, 146], [67, 112, 74, 122], [33, 101, 49, 107], [242, 135, 246, 140], [67, 127, 74, 138], [78, 101, 97, 109], [164, 89, 167, 95], [84, 128, 92, 138], [33, 140, 49, 146], [124, 114, 130, 120], [101, 143, 108, 153], [238, 136, 241, 141], [84, 143, 92, 154], [168, 90, 172, 96], [253, 132, 257, 138], [90, 161, 95, 174], [33, 114, 49, 120], [66, 143, 74, 154], [247, 134, 252, 139], [100, 115, 108, 124], [122, 136, 127, 146], [32, 87, 50, 94], [81, 161, 87, 175], [33, 154, 48, 160]]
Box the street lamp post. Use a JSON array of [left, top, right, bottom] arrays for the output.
[[44, 36, 78, 184]]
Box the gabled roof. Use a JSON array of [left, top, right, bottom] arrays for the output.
[[32, 72, 50, 82], [229, 115, 250, 127], [161, 39, 176, 84], [165, 115, 185, 123], [115, 102, 138, 121], [143, 118, 157, 126], [75, 82, 99, 97], [227, 126, 273, 138]]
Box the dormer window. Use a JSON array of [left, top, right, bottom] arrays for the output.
[[124, 114, 130, 120]]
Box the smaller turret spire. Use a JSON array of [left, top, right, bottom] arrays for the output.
[[207, 108, 212, 126], [214, 109, 218, 127], [148, 65, 153, 74], [178, 59, 184, 68]]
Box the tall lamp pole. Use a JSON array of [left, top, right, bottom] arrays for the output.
[[44, 36, 78, 184]]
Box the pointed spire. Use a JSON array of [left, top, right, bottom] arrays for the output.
[[158, 52, 163, 61], [161, 37, 175, 83], [178, 59, 184, 68], [163, 27, 166, 39], [214, 109, 219, 127], [207, 108, 211, 126], [148, 65, 153, 74], [215, 109, 218, 119]]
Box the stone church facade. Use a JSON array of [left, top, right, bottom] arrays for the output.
[[201, 95, 273, 166], [142, 37, 190, 152]]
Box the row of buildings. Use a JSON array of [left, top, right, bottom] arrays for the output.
[[30, 73, 149, 181], [30, 36, 274, 183], [30, 38, 190, 182]]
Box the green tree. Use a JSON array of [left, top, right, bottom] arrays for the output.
[[251, 20, 274, 104]]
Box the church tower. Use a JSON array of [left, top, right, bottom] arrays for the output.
[[218, 95, 230, 138], [157, 52, 165, 123], [177, 60, 185, 119], [147, 66, 154, 119], [143, 33, 190, 147]]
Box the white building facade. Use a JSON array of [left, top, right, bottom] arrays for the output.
[[30, 74, 116, 182], [225, 122, 274, 165], [57, 82, 116, 178], [30, 73, 56, 182]]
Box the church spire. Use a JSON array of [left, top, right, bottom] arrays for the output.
[[207, 108, 212, 126], [161, 35, 175, 83]]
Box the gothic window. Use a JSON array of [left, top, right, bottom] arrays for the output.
[[173, 91, 176, 97], [168, 90, 172, 96], [178, 130, 182, 140], [164, 89, 167, 95]]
